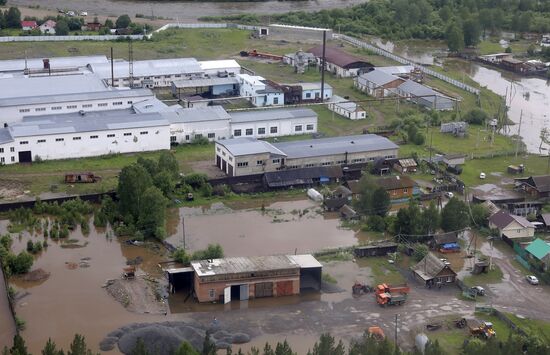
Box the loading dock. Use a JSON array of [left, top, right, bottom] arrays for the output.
[[18, 150, 31, 163]]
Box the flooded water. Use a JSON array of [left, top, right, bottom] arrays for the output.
[[10, 0, 364, 22], [370, 38, 445, 65], [0, 261, 16, 348], [165, 199, 369, 256], [0, 220, 166, 353], [446, 60, 550, 153]]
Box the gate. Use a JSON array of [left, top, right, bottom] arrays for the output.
[[276, 280, 294, 296], [254, 282, 273, 298]]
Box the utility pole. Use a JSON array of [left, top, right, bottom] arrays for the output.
[[394, 314, 399, 349], [110, 47, 114, 87], [320, 30, 326, 105], [128, 40, 134, 88], [515, 109, 523, 158], [182, 216, 186, 250]]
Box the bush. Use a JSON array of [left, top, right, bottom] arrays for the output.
[[367, 215, 386, 232], [191, 136, 210, 145], [463, 108, 489, 125], [413, 132, 425, 145], [181, 173, 208, 189]]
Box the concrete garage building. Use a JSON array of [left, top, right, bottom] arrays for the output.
[[0, 110, 170, 164], [396, 80, 455, 111], [230, 108, 317, 139], [308, 45, 373, 78], [354, 69, 405, 98], [327, 95, 366, 120], [215, 134, 399, 177], [191, 254, 322, 303]]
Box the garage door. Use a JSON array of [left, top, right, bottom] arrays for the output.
[[254, 282, 273, 298], [276, 281, 294, 296], [18, 151, 32, 163]]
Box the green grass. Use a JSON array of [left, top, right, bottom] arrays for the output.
[[322, 272, 338, 284], [462, 265, 504, 287], [504, 313, 550, 342], [477, 39, 534, 56], [356, 256, 405, 285], [315, 251, 354, 263], [428, 327, 466, 355], [474, 313, 513, 340]]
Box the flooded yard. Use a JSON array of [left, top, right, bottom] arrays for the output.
[[165, 199, 370, 256]]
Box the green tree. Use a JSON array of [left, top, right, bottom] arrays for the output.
[[10, 335, 29, 355], [463, 18, 481, 46], [117, 164, 153, 220], [137, 186, 167, 239], [274, 341, 295, 355], [446, 23, 465, 52], [42, 338, 64, 355], [355, 176, 390, 217], [310, 334, 345, 355], [158, 151, 180, 179], [54, 19, 70, 36], [0, 0, 6, 6], [463, 108, 489, 125], [130, 338, 149, 355], [115, 14, 131, 28], [201, 333, 216, 355], [367, 215, 386, 232], [425, 339, 445, 355], [420, 201, 440, 234], [413, 244, 429, 261], [441, 197, 469, 232], [470, 204, 489, 227], [10, 251, 33, 274], [137, 157, 158, 177], [174, 342, 199, 355], [104, 19, 114, 29], [192, 244, 224, 261], [5, 7, 22, 28], [153, 171, 175, 197], [67, 334, 93, 355]]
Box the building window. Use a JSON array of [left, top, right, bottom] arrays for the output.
[[257, 160, 264, 166], [185, 135, 190, 141], [19, 109, 30, 113], [272, 158, 280, 164], [229, 156, 233, 161], [403, 188, 408, 193], [245, 128, 253, 136], [195, 134, 202, 139], [67, 105, 77, 109], [0, 157, 4, 163], [10, 147, 14, 152], [209, 289, 215, 299], [170, 136, 177, 143], [237, 162, 249, 167], [73, 137, 81, 140], [35, 107, 46, 112], [295, 125, 303, 132], [270, 127, 278, 134], [124, 132, 132, 136], [90, 135, 99, 139], [208, 133, 215, 139], [321, 162, 332, 166], [51, 106, 62, 111], [306, 124, 314, 131], [107, 134, 115, 138], [305, 163, 316, 168], [98, 103, 108, 107], [273, 97, 279, 104], [305, 92, 311, 98], [140, 131, 148, 135], [216, 147, 221, 152], [19, 141, 28, 145], [0, 148, 3, 153], [82, 104, 93, 108], [234, 129, 242, 137], [258, 127, 265, 135], [11, 157, 14, 162], [55, 138, 64, 142], [113, 101, 123, 106], [127, 101, 133, 104]]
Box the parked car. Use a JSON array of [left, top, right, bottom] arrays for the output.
[[80, 11, 88, 16], [479, 172, 486, 179], [66, 11, 75, 16], [445, 191, 454, 198], [471, 286, 485, 296], [526, 275, 539, 285]]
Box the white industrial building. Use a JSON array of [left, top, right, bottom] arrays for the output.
[[198, 60, 241, 76], [0, 110, 170, 164], [0, 74, 155, 123], [0, 55, 109, 76], [327, 95, 366, 120], [164, 106, 231, 144], [237, 74, 284, 107], [229, 108, 317, 138]]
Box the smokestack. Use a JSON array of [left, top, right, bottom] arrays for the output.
[[320, 30, 326, 103], [110, 47, 114, 87]]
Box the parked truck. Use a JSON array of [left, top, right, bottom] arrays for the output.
[[375, 283, 410, 295], [376, 292, 407, 306]]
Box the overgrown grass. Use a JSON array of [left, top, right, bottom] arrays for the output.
[[356, 256, 405, 285], [315, 251, 354, 263], [462, 265, 504, 287], [504, 313, 550, 342], [322, 272, 338, 284]]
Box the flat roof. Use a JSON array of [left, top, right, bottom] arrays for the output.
[[0, 55, 109, 73], [6, 110, 168, 138], [280, 82, 332, 91], [287, 254, 323, 268], [165, 267, 194, 274], [198, 60, 241, 71], [229, 107, 317, 123], [0, 73, 108, 100], [358, 69, 402, 86], [330, 95, 362, 112], [273, 134, 399, 159], [216, 137, 287, 157], [162, 105, 230, 123], [171, 76, 239, 89], [191, 255, 300, 277], [0, 87, 153, 108], [89, 58, 203, 79]]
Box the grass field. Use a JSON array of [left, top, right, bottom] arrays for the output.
[[504, 313, 550, 342], [462, 265, 504, 287]]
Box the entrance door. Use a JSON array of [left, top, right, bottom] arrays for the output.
[[216, 155, 221, 168], [228, 164, 234, 176], [18, 151, 32, 163], [224, 287, 231, 304], [239, 284, 249, 301]]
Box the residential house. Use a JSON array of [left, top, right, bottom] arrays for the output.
[[327, 95, 366, 120], [375, 175, 416, 200], [324, 185, 353, 211], [21, 21, 38, 31], [412, 252, 457, 287], [541, 213, 550, 232], [515, 175, 550, 199], [308, 45, 373, 78], [524, 238, 550, 271], [392, 158, 418, 174], [430, 232, 459, 250], [345, 180, 361, 198], [85, 22, 102, 31], [39, 20, 56, 34], [488, 210, 535, 245], [354, 69, 405, 98]]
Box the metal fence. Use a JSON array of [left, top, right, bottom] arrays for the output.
[[0, 34, 145, 42], [333, 34, 480, 96]]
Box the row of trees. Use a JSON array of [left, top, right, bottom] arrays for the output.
[[3, 334, 97, 355], [0, 234, 34, 277]]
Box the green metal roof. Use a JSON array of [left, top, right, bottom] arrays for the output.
[[525, 238, 550, 260]]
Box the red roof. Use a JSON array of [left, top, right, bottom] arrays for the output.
[[21, 21, 38, 28], [308, 45, 372, 69]]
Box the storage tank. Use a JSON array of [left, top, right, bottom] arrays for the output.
[[307, 188, 323, 202], [415, 333, 429, 354]]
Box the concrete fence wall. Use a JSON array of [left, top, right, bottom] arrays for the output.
[[0, 34, 145, 42]]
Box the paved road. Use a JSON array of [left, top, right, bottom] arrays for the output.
[[0, 266, 16, 348]]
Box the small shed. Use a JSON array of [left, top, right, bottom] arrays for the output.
[[411, 252, 457, 287], [525, 238, 550, 271], [354, 242, 398, 257], [430, 232, 458, 249], [392, 158, 418, 174], [541, 214, 550, 231], [345, 180, 361, 197], [443, 154, 466, 166], [339, 204, 358, 220]]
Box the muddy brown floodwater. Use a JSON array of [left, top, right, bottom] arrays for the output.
[[165, 199, 370, 256], [0, 219, 167, 353]]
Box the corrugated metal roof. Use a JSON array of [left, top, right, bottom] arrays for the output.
[[375, 66, 415, 75], [273, 134, 398, 159], [330, 95, 362, 112], [398, 80, 455, 105], [308, 46, 371, 69], [358, 69, 402, 86], [0, 73, 108, 100], [216, 137, 286, 157], [0, 55, 108, 73], [287, 254, 322, 268], [229, 107, 317, 123], [89, 58, 202, 79], [192, 255, 301, 277], [198, 60, 240, 71], [162, 105, 230, 123], [0, 88, 153, 107], [525, 238, 550, 260], [0, 128, 14, 144]]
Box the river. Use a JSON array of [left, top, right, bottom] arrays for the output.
[[8, 0, 365, 22]]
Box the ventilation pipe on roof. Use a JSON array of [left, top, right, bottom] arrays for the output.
[[4, 123, 8, 128]]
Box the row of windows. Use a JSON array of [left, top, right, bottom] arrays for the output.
[[182, 133, 216, 141], [0, 157, 15, 163], [15, 132, 143, 145], [0, 147, 14, 153], [18, 101, 133, 114], [233, 125, 315, 137], [237, 162, 248, 167]]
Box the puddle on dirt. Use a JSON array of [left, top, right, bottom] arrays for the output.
[[0, 219, 167, 353], [165, 199, 369, 256]]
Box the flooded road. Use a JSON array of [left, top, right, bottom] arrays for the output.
[[459, 61, 550, 153], [9, 0, 365, 22], [0, 262, 16, 348], [165, 199, 369, 256]]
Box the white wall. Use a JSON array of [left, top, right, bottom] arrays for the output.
[[302, 87, 332, 101], [327, 102, 366, 120], [230, 116, 317, 139], [170, 119, 231, 144], [0, 125, 170, 165], [111, 73, 202, 88]]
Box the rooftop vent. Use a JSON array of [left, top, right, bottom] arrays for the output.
[[350, 141, 355, 144], [79, 110, 86, 116]]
